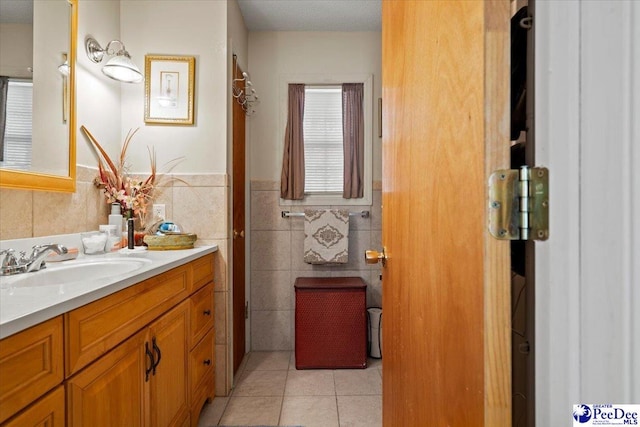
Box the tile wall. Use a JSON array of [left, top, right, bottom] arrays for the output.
[[0, 166, 231, 396], [249, 180, 383, 351]]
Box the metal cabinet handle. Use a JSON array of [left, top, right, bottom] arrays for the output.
[[233, 229, 245, 239], [203, 309, 211, 316], [203, 359, 211, 366], [152, 337, 161, 375], [145, 342, 154, 382]]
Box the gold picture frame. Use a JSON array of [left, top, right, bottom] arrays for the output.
[[144, 55, 195, 125]]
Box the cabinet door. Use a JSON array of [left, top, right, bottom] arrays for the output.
[[149, 300, 190, 427], [2, 385, 65, 427], [66, 329, 148, 427], [0, 317, 63, 423]]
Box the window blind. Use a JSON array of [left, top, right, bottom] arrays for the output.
[[303, 87, 343, 193], [1, 80, 32, 170]]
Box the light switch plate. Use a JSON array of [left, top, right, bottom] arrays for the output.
[[152, 204, 166, 221]]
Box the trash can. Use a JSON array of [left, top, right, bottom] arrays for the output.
[[367, 307, 382, 358]]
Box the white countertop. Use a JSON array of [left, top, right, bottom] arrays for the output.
[[0, 234, 217, 339]]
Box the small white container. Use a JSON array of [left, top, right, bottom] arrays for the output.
[[81, 231, 108, 255], [99, 224, 119, 252]]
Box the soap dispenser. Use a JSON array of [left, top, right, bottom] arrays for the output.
[[108, 203, 123, 249]]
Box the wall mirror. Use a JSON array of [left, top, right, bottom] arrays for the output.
[[0, 0, 76, 192]]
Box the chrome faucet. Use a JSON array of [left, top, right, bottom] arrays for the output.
[[25, 244, 68, 272], [0, 244, 68, 276]]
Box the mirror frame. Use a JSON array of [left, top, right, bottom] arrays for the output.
[[0, 0, 77, 193]]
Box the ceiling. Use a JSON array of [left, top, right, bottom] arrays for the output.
[[0, 0, 33, 24], [237, 0, 381, 32]]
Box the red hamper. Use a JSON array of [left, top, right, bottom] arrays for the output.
[[294, 277, 367, 369]]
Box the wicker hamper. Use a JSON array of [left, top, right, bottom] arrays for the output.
[[294, 277, 367, 369]]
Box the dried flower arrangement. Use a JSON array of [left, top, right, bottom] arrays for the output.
[[81, 125, 181, 228]]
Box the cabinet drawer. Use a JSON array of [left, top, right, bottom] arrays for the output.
[[192, 253, 214, 292], [190, 282, 214, 349], [0, 317, 63, 424], [65, 263, 191, 375], [2, 385, 65, 427], [189, 332, 214, 399]]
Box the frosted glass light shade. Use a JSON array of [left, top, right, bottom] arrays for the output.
[[102, 55, 143, 83]]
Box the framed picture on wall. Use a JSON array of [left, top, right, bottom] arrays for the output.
[[144, 55, 195, 125]]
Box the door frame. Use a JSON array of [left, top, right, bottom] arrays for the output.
[[535, 1, 640, 424]]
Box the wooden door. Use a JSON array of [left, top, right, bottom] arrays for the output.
[[232, 56, 247, 373], [381, 1, 511, 426], [149, 300, 190, 427], [67, 329, 148, 427]]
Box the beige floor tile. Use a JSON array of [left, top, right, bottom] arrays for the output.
[[367, 357, 382, 369], [232, 369, 288, 397], [216, 352, 382, 426], [245, 351, 292, 371], [289, 352, 296, 370], [284, 370, 335, 396], [334, 368, 382, 395], [218, 396, 282, 426], [197, 396, 228, 427], [233, 352, 250, 384], [280, 396, 339, 427], [337, 395, 382, 427]]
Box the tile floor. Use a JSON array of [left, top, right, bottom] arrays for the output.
[[198, 351, 382, 427]]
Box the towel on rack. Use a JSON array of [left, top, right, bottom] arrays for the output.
[[304, 209, 349, 264]]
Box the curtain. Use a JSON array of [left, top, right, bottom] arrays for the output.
[[0, 76, 9, 162], [342, 83, 364, 198], [280, 84, 306, 200]]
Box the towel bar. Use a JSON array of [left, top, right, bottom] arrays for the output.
[[281, 210, 369, 219]]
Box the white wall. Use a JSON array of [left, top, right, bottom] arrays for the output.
[[77, 0, 229, 174], [228, 0, 248, 68], [32, 0, 69, 174], [248, 31, 382, 182], [119, 0, 228, 175], [536, 1, 640, 424], [76, 0, 121, 167], [0, 23, 32, 78]]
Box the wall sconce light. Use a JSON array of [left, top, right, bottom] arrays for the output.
[[58, 53, 70, 76], [59, 53, 69, 123], [85, 37, 143, 83]]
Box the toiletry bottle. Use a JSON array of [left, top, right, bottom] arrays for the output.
[[127, 217, 135, 249], [108, 203, 123, 249]]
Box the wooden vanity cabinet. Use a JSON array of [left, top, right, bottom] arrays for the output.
[[67, 300, 190, 427], [2, 386, 65, 427], [0, 316, 64, 424], [66, 253, 215, 427], [149, 300, 190, 427], [188, 282, 215, 426], [0, 252, 215, 427]]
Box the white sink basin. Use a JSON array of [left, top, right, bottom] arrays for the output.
[[1, 258, 152, 288]]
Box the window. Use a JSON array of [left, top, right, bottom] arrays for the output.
[[1, 80, 32, 170], [303, 86, 343, 194], [279, 74, 373, 206]]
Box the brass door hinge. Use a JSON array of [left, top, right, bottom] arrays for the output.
[[489, 166, 549, 241]]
